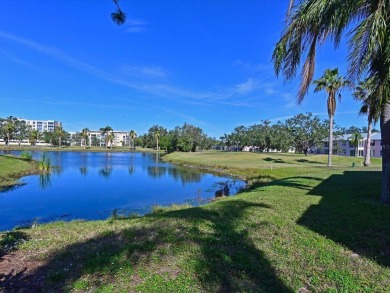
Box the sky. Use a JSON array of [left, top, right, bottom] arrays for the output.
[[0, 0, 369, 138]]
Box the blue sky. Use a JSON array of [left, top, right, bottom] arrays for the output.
[[0, 0, 367, 138]]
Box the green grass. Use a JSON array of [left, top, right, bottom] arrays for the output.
[[0, 155, 38, 190], [1, 152, 389, 292]]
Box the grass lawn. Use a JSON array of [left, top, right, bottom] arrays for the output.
[[0, 155, 38, 190], [1, 151, 389, 292]]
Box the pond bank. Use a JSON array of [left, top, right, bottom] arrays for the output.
[[0, 155, 39, 190]]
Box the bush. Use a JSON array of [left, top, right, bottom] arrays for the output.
[[20, 152, 32, 161]]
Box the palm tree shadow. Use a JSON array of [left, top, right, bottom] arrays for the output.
[[250, 176, 323, 191], [297, 170, 390, 267], [1, 200, 292, 292]]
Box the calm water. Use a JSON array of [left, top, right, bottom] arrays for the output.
[[0, 151, 244, 231]]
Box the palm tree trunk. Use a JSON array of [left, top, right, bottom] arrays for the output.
[[380, 101, 390, 203], [328, 115, 333, 167], [364, 119, 372, 166]]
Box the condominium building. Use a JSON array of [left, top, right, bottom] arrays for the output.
[[87, 130, 129, 147], [23, 119, 62, 132], [310, 133, 382, 158]]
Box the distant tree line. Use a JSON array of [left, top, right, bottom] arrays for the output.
[[0, 114, 377, 153]]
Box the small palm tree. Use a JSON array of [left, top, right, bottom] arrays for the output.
[[313, 68, 349, 166], [99, 126, 113, 148], [129, 130, 137, 150], [80, 128, 90, 149], [3, 121, 15, 147], [29, 130, 41, 146], [350, 132, 364, 157], [353, 79, 381, 166], [107, 132, 115, 149], [55, 126, 65, 147]]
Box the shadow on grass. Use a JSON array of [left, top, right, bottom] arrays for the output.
[[0, 231, 29, 260], [1, 200, 291, 292], [249, 176, 323, 192], [295, 159, 323, 164], [263, 157, 285, 164], [297, 171, 390, 267]]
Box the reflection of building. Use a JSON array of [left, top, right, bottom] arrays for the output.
[[88, 130, 129, 147], [310, 133, 382, 157], [23, 119, 62, 132]]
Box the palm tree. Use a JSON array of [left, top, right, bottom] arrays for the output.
[[155, 131, 160, 150], [99, 126, 113, 148], [80, 128, 90, 149], [29, 130, 40, 146], [3, 121, 15, 147], [108, 132, 115, 149], [129, 130, 137, 150], [313, 68, 349, 166], [55, 126, 65, 147], [353, 79, 381, 166], [350, 132, 364, 157], [272, 1, 390, 203], [111, 0, 126, 25]]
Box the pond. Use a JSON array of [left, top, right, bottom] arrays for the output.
[[0, 151, 245, 231]]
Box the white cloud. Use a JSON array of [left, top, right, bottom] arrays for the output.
[[121, 65, 167, 78], [125, 19, 148, 33], [233, 78, 259, 95]]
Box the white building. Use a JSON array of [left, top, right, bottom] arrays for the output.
[[87, 130, 129, 147], [310, 133, 382, 158], [23, 119, 62, 132]]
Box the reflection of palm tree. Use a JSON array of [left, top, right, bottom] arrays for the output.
[[39, 173, 51, 189], [99, 167, 113, 178], [80, 167, 88, 176], [128, 166, 135, 175], [313, 68, 349, 166], [147, 166, 167, 178]]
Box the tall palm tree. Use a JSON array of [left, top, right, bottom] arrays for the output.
[[272, 0, 390, 203], [155, 131, 160, 150], [129, 130, 137, 150], [3, 121, 15, 147], [80, 128, 90, 149], [99, 126, 113, 148], [353, 79, 381, 166], [313, 68, 349, 166]]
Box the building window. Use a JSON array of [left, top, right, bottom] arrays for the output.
[[371, 140, 375, 146], [343, 150, 347, 155], [350, 150, 355, 156], [358, 150, 364, 157], [333, 149, 338, 154]]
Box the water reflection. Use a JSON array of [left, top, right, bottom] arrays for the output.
[[167, 167, 202, 184], [147, 166, 167, 178], [39, 173, 51, 189], [80, 167, 88, 176], [0, 151, 246, 231], [99, 167, 113, 178]]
